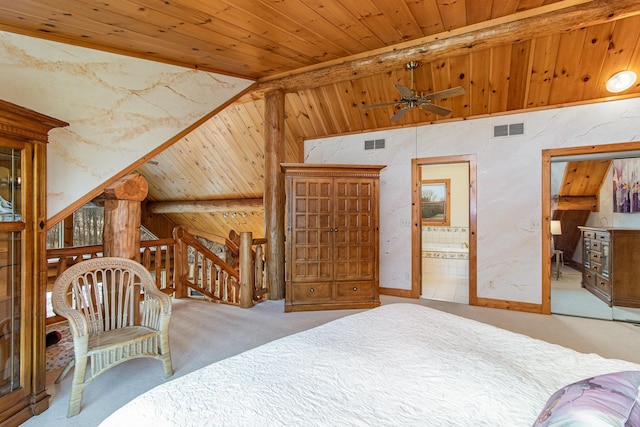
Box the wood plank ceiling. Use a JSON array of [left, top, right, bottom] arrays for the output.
[[1, 0, 640, 238]]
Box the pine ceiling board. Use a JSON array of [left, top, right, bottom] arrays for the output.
[[317, 84, 352, 134], [548, 27, 588, 105], [258, 0, 372, 55], [285, 92, 320, 138], [370, 0, 424, 41], [345, 0, 410, 44], [575, 22, 616, 100], [595, 16, 640, 99], [526, 34, 561, 107], [352, 76, 391, 130], [448, 54, 472, 117], [490, 0, 520, 18], [506, 40, 533, 111], [469, 49, 492, 116], [298, 0, 386, 50], [516, 0, 551, 11], [488, 45, 512, 114], [216, 0, 351, 60], [561, 160, 611, 196], [332, 80, 367, 133], [7, 0, 286, 77], [436, 0, 467, 31], [296, 90, 331, 136], [404, 0, 445, 35], [466, 0, 493, 25], [129, 0, 324, 71], [302, 87, 340, 136], [429, 57, 457, 121]]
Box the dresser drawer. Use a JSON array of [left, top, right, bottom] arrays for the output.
[[590, 240, 601, 251], [595, 276, 611, 296], [595, 232, 610, 242], [589, 251, 603, 263], [335, 281, 374, 301], [291, 283, 332, 303], [590, 261, 602, 274], [583, 270, 596, 288]]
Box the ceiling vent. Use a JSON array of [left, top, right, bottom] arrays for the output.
[[493, 122, 525, 138], [364, 139, 385, 150]]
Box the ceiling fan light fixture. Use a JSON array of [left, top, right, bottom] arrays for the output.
[[606, 70, 637, 93]]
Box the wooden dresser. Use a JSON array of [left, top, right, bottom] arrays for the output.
[[579, 226, 640, 308], [282, 164, 385, 312]]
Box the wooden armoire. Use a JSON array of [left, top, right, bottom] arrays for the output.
[[282, 164, 385, 312], [0, 100, 67, 426]]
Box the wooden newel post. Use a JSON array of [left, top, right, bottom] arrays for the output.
[[239, 232, 254, 308], [102, 173, 148, 260]]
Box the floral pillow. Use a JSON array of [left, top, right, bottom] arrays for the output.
[[533, 371, 640, 426]]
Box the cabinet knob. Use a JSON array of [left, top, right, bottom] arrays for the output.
[[309, 288, 314, 293], [352, 287, 357, 291]]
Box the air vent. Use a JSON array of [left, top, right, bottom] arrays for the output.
[[364, 139, 386, 150], [493, 122, 525, 137]]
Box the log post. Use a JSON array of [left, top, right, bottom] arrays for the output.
[[264, 89, 286, 300], [239, 232, 254, 308], [172, 227, 187, 299], [101, 173, 148, 260]]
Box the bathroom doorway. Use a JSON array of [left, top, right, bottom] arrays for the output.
[[412, 155, 477, 305]]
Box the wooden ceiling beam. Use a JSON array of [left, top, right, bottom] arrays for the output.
[[147, 198, 263, 214], [556, 196, 599, 211], [254, 0, 640, 94]]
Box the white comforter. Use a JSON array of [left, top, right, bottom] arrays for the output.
[[100, 303, 640, 426]]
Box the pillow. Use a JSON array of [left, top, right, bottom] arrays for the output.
[[533, 371, 640, 426]]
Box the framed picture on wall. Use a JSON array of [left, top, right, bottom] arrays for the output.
[[613, 158, 640, 213], [421, 179, 450, 225]]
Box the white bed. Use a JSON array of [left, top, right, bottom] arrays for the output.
[[100, 303, 640, 426]]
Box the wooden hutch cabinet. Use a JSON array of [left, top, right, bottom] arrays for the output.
[[0, 100, 67, 425], [282, 164, 385, 312], [579, 226, 640, 308]]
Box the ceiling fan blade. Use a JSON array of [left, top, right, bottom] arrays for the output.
[[419, 102, 452, 116], [361, 101, 401, 110], [391, 106, 411, 122], [394, 84, 414, 100], [420, 86, 466, 101]]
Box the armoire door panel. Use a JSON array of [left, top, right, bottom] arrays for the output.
[[283, 164, 383, 312]]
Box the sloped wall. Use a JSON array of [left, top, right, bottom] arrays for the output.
[[0, 30, 253, 221]]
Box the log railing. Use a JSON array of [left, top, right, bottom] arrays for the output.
[[46, 227, 268, 321], [172, 227, 268, 307]]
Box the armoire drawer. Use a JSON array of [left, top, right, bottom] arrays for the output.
[[595, 276, 611, 296], [291, 283, 332, 303], [335, 282, 374, 300]]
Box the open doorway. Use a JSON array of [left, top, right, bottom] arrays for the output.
[[411, 155, 477, 305], [542, 142, 640, 322]]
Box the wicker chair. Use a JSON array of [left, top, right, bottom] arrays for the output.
[[52, 257, 173, 417]]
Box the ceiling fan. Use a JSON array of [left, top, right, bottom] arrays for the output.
[[362, 61, 466, 122]]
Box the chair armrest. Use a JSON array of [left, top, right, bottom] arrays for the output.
[[52, 297, 90, 337]]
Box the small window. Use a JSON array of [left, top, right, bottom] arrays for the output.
[[421, 179, 450, 226]]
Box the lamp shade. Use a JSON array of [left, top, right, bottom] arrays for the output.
[[550, 220, 562, 235]]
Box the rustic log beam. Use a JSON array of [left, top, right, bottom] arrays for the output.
[[252, 0, 640, 94], [264, 89, 286, 300], [102, 174, 148, 261], [102, 173, 148, 202], [147, 198, 263, 214], [557, 196, 598, 211]]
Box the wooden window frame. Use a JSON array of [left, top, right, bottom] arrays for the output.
[[420, 179, 450, 226]]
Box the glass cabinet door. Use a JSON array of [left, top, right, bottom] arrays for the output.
[[601, 241, 610, 278], [0, 146, 23, 397]]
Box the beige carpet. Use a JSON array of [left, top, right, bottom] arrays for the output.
[[25, 295, 640, 427]]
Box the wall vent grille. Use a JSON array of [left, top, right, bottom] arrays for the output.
[[364, 139, 385, 150], [493, 122, 525, 137]]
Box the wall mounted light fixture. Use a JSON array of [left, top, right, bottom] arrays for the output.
[[606, 70, 637, 93]]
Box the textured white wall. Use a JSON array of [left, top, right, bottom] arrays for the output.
[[305, 97, 640, 305], [0, 31, 253, 220]]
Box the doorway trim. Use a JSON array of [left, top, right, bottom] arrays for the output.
[[411, 154, 477, 303], [542, 141, 640, 315]]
